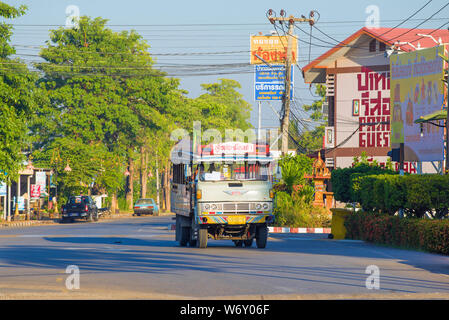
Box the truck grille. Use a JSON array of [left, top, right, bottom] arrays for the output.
[[222, 203, 250, 213]]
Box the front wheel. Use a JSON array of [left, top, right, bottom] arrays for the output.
[[256, 225, 268, 249], [197, 228, 208, 248]]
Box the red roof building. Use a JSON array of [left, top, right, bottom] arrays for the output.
[[303, 27, 449, 173]]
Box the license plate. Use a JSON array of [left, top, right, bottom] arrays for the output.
[[70, 213, 79, 217], [227, 216, 246, 225]]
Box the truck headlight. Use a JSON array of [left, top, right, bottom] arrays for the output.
[[255, 203, 262, 210], [204, 203, 210, 210], [263, 203, 269, 210], [211, 204, 218, 210]]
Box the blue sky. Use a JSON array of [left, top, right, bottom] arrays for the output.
[[5, 0, 449, 130]]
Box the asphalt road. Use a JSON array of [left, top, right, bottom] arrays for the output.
[[1, 215, 449, 299]]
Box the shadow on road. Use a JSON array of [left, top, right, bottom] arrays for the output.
[[0, 234, 449, 294]]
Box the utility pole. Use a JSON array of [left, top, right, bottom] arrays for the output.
[[445, 40, 449, 174], [258, 101, 262, 141], [156, 152, 160, 208], [446, 85, 449, 175], [267, 10, 315, 155]]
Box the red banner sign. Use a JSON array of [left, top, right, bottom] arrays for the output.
[[30, 184, 41, 198]]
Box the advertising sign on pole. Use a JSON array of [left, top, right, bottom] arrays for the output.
[[254, 65, 294, 101], [250, 35, 297, 65], [390, 46, 446, 162]]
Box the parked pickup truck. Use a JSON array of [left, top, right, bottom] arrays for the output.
[[61, 195, 99, 223]]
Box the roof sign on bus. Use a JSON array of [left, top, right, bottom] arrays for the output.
[[212, 142, 255, 155]]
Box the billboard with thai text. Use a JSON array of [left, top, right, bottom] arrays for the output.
[[250, 35, 297, 65], [336, 67, 391, 149], [254, 65, 293, 101]]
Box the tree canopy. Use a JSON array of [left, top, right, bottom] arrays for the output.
[[23, 15, 253, 202], [0, 3, 38, 183]]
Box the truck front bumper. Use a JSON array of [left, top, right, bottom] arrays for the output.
[[196, 214, 274, 225]]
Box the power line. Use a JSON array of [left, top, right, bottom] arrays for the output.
[[385, 1, 449, 43], [8, 17, 449, 28]]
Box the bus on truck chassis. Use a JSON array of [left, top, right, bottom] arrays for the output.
[[170, 140, 275, 249]]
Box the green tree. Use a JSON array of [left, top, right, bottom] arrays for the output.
[[0, 3, 38, 183], [30, 16, 254, 211], [191, 78, 252, 134], [31, 16, 175, 205]]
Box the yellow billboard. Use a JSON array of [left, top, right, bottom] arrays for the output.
[[390, 46, 446, 162], [250, 35, 298, 65]]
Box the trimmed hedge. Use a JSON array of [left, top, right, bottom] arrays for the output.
[[345, 212, 449, 255], [331, 164, 396, 203], [353, 174, 449, 218]]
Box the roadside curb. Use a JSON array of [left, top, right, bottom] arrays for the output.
[[167, 224, 331, 234], [268, 227, 332, 234], [0, 220, 57, 228]]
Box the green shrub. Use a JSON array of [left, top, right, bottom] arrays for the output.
[[354, 174, 449, 219], [273, 154, 330, 228], [277, 154, 314, 194], [331, 164, 396, 203], [345, 212, 449, 255], [273, 191, 331, 228], [383, 175, 406, 215]]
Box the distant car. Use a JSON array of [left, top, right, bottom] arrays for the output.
[[61, 195, 99, 223], [133, 198, 158, 216]]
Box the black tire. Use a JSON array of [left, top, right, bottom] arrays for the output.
[[180, 226, 190, 247], [60, 218, 69, 224], [197, 228, 208, 248], [233, 240, 243, 247], [189, 239, 197, 247], [244, 239, 254, 248], [256, 225, 268, 249]]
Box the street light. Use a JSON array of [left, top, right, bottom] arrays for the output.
[[416, 33, 442, 45], [394, 41, 419, 51]]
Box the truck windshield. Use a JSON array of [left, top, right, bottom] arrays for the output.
[[198, 162, 269, 181]]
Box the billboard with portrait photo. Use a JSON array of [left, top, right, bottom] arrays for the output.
[[390, 46, 446, 162]]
